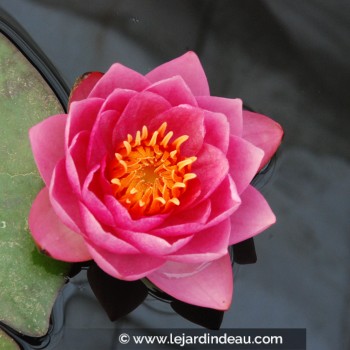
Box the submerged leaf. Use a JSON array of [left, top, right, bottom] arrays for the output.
[[171, 300, 224, 330], [0, 32, 70, 336], [87, 263, 148, 321], [233, 238, 257, 264]]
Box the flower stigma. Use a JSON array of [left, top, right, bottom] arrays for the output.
[[108, 122, 197, 217]]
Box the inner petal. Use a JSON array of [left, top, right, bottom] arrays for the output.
[[107, 122, 197, 218]]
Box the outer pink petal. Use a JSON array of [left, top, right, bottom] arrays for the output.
[[227, 135, 264, 194], [86, 243, 165, 281], [112, 91, 172, 146], [29, 187, 91, 262], [147, 254, 233, 310], [149, 105, 205, 157], [29, 114, 67, 186], [146, 51, 210, 96], [145, 76, 198, 106], [65, 98, 104, 148], [229, 185, 276, 245], [242, 110, 283, 170], [197, 96, 243, 136], [89, 63, 150, 98], [68, 71, 104, 109], [49, 158, 83, 233], [203, 110, 230, 154], [192, 143, 229, 202], [166, 219, 231, 263]]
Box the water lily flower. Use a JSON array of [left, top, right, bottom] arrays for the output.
[[28, 52, 283, 312]]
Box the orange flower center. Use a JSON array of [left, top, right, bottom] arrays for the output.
[[108, 122, 197, 217]]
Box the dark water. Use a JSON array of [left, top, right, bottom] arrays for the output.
[[0, 1, 349, 349]]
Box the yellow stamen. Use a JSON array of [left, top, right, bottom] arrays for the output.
[[111, 178, 121, 186], [160, 131, 174, 147], [123, 141, 132, 155], [169, 198, 180, 206], [170, 150, 177, 158], [140, 126, 147, 140], [130, 187, 138, 195], [157, 122, 167, 137], [148, 131, 158, 147], [135, 131, 141, 146], [115, 153, 122, 160], [183, 173, 197, 182], [173, 182, 186, 189], [108, 124, 197, 218], [172, 135, 189, 150], [177, 157, 197, 171]]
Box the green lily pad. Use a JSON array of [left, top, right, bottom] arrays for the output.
[[0, 329, 19, 350], [0, 32, 70, 339]]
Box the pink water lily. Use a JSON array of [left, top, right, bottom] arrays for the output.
[[29, 52, 283, 310]]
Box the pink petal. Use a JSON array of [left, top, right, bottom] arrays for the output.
[[167, 219, 231, 263], [104, 195, 168, 232], [174, 177, 201, 211], [229, 185, 276, 245], [226, 135, 264, 194], [68, 71, 104, 109], [148, 254, 233, 310], [149, 105, 205, 157], [29, 187, 91, 262], [145, 76, 197, 106], [86, 243, 165, 281], [146, 52, 210, 96], [49, 158, 83, 233], [89, 63, 150, 98], [112, 91, 172, 146], [117, 229, 194, 256], [203, 110, 230, 154], [99, 88, 137, 114], [154, 176, 239, 238], [192, 143, 229, 201], [150, 199, 211, 237], [29, 114, 67, 186], [66, 131, 90, 195], [79, 203, 139, 254], [66, 98, 104, 148], [81, 166, 115, 227], [206, 175, 241, 226], [197, 96, 243, 136], [87, 110, 120, 167], [242, 110, 283, 170]]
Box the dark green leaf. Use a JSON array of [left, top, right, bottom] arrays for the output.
[[0, 32, 70, 337], [171, 300, 224, 330], [0, 329, 19, 350]]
